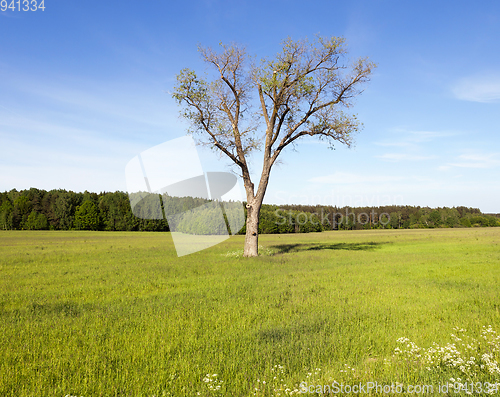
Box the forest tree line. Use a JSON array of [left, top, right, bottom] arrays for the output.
[[0, 188, 499, 233]]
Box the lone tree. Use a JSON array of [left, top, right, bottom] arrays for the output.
[[173, 36, 375, 257]]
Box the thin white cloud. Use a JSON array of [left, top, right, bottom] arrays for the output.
[[0, 68, 177, 129], [373, 141, 413, 148], [0, 12, 19, 19], [445, 153, 500, 169], [0, 112, 151, 155], [405, 130, 456, 141], [0, 163, 127, 193], [376, 153, 436, 161], [374, 129, 458, 163], [309, 171, 404, 185], [375, 129, 457, 150], [0, 127, 143, 192], [390, 128, 457, 142], [452, 73, 500, 103]]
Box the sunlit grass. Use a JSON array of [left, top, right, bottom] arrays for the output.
[[1, 228, 499, 396]]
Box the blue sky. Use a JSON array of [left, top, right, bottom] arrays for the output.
[[1, 0, 499, 212]]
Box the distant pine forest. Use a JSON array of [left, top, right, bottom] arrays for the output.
[[1, 188, 499, 233]]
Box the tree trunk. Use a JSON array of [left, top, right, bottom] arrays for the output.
[[243, 202, 261, 257], [242, 161, 270, 257]]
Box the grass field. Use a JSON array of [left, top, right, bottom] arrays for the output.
[[1, 228, 499, 396]]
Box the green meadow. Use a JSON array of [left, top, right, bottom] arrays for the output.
[[1, 228, 499, 396]]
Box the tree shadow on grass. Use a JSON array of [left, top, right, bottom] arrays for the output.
[[269, 241, 387, 254]]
